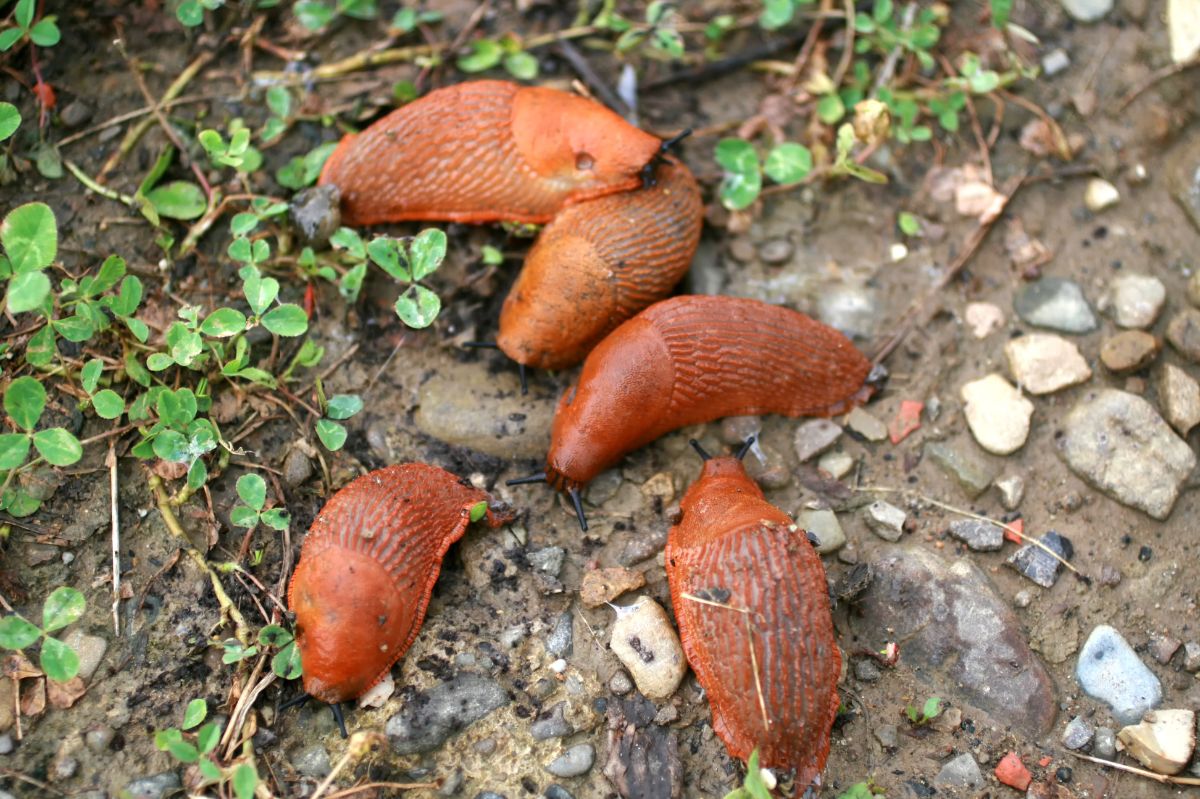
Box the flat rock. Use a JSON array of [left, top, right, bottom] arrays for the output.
[[818, 450, 854, 479], [1006, 531, 1073, 588], [797, 508, 845, 553], [1099, 273, 1166, 328], [961, 374, 1033, 454], [1171, 0, 1200, 63], [1117, 709, 1195, 775], [1014, 278, 1098, 333], [62, 630, 107, 681], [546, 611, 573, 657], [1005, 334, 1093, 394], [1076, 625, 1163, 725], [948, 519, 1004, 551], [794, 419, 842, 462], [850, 546, 1057, 735], [386, 673, 510, 754], [1184, 641, 1200, 672], [531, 702, 573, 740], [609, 597, 687, 700], [1094, 727, 1117, 758], [1100, 331, 1160, 373], [1157, 364, 1200, 436], [123, 772, 182, 799], [547, 743, 595, 778], [580, 567, 646, 608], [1166, 308, 1200, 362], [1062, 715, 1095, 750], [924, 442, 996, 498], [934, 753, 984, 790], [965, 302, 1005, 338], [846, 407, 888, 441], [1059, 389, 1195, 519], [863, 501, 906, 541]]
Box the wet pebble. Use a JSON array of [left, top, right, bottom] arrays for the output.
[[531, 702, 573, 740], [934, 753, 984, 790], [948, 519, 1003, 551], [386, 673, 510, 754], [0, 735, 11, 754], [617, 528, 667, 566], [608, 671, 634, 696], [1084, 177, 1120, 210], [289, 185, 342, 247], [546, 611, 573, 657], [797, 508, 845, 553], [1190, 272, 1200, 307], [720, 416, 761, 445], [1100, 330, 1160, 373], [580, 567, 646, 608], [1117, 709, 1196, 774], [1014, 277, 1097, 333], [1059, 389, 1195, 519], [758, 238, 793, 264], [816, 285, 877, 340], [528, 547, 565, 577], [124, 772, 182, 799], [1157, 364, 1200, 436], [475, 793, 506, 799], [924, 442, 995, 498], [1062, 715, 1094, 750], [1094, 727, 1117, 758], [282, 447, 313, 487], [641, 472, 674, 504], [544, 785, 575, 799], [1184, 641, 1200, 672], [85, 725, 115, 751], [1166, 308, 1200, 362], [1041, 49, 1071, 76], [1006, 531, 1073, 588], [1076, 625, 1163, 724], [1005, 334, 1092, 394], [63, 630, 107, 680], [846, 407, 888, 441], [609, 597, 687, 700], [995, 474, 1025, 510], [743, 440, 791, 489], [1014, 589, 1033, 608], [1150, 635, 1181, 664], [52, 755, 78, 781], [863, 501, 906, 541], [961, 374, 1033, 454], [727, 239, 755, 263], [873, 724, 898, 749], [546, 743, 595, 777], [794, 419, 842, 462], [59, 99, 94, 128], [1099, 273, 1166, 328], [818, 450, 854, 479], [585, 471, 622, 506], [292, 744, 331, 778]]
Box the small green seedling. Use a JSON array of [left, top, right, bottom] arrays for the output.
[[469, 501, 488, 523], [362, 228, 447, 329], [230, 473, 290, 531], [198, 122, 261, 172], [391, 7, 442, 34], [2, 201, 57, 313], [897, 212, 921, 237], [759, 0, 814, 31], [155, 698, 260, 799], [293, 0, 377, 32], [259, 624, 302, 679], [722, 748, 775, 799], [314, 384, 363, 452], [457, 34, 540, 80], [714, 138, 813, 211], [836, 781, 886, 799], [0, 586, 86, 681], [276, 141, 337, 190], [0, 0, 61, 51], [0, 102, 19, 142], [80, 358, 126, 420], [1, 375, 84, 470], [129, 386, 218, 491], [905, 695, 943, 725]]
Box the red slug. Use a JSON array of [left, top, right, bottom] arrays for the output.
[[287, 464, 512, 707], [496, 157, 703, 370], [317, 80, 662, 226], [666, 444, 840, 793], [508, 295, 877, 528]]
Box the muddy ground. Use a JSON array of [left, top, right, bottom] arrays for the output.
[[1, 1, 1198, 798]]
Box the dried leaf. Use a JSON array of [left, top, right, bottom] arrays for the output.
[[20, 676, 46, 716], [47, 676, 86, 709]]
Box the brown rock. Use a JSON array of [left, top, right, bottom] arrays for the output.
[[580, 567, 646, 608], [1156, 364, 1200, 436], [1100, 331, 1160, 373], [1166, 308, 1200, 362]]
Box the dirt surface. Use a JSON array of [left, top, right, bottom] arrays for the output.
[[1, 2, 1198, 799]]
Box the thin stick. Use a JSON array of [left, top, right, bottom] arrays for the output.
[[1067, 752, 1200, 786], [831, 0, 855, 88], [324, 783, 439, 799], [56, 95, 212, 147], [63, 160, 138, 207], [107, 443, 120, 636], [0, 767, 65, 795], [1114, 55, 1200, 112]]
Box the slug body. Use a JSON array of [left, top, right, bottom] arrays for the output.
[[496, 157, 703, 370], [287, 464, 511, 704], [543, 295, 874, 491], [318, 80, 662, 227], [665, 456, 840, 790]]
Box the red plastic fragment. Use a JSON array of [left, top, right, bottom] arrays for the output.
[[995, 752, 1032, 791], [888, 400, 923, 444], [1038, 755, 1052, 767], [1003, 517, 1024, 545]]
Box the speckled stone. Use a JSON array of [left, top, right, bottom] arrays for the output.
[[1100, 331, 1160, 373], [609, 597, 687, 700], [794, 419, 843, 462], [1014, 278, 1098, 333], [925, 442, 996, 498], [1166, 308, 1200, 363], [546, 744, 595, 778], [797, 508, 846, 553], [846, 407, 888, 441], [1099, 273, 1166, 328], [1076, 625, 1163, 725], [1156, 364, 1200, 436], [961, 374, 1034, 454], [1006, 333, 1093, 394], [948, 519, 1004, 551], [1007, 532, 1073, 588], [864, 501, 906, 541]]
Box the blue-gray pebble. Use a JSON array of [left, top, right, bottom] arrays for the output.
[[1076, 625, 1162, 724]]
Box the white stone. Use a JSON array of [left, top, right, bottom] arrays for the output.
[[1156, 364, 1200, 437], [1042, 49, 1071, 76], [995, 474, 1026, 510], [609, 597, 687, 700], [864, 501, 906, 541], [846, 407, 887, 441], [1099, 273, 1167, 329], [818, 450, 855, 479], [1085, 178, 1120, 212], [797, 509, 846, 553], [1169, 0, 1200, 64], [1061, 0, 1113, 23], [1005, 333, 1092, 395], [965, 302, 1005, 338], [1118, 709, 1196, 775], [961, 374, 1034, 455], [890, 243, 908, 262]]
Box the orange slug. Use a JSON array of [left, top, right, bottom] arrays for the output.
[[317, 80, 662, 226], [495, 157, 703, 370], [287, 464, 512, 712], [666, 442, 840, 793], [507, 295, 878, 529]]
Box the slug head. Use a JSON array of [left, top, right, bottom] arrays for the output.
[[672, 456, 791, 550], [288, 550, 413, 704], [511, 87, 660, 200]]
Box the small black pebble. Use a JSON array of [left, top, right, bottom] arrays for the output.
[[1120, 534, 1132, 547], [1056, 766, 1073, 783], [1138, 545, 1152, 562], [960, 719, 975, 733]]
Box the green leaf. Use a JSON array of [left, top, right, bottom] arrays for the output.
[[153, 430, 190, 462], [458, 39, 504, 72], [315, 418, 347, 451], [0, 102, 20, 141], [232, 763, 259, 799], [469, 501, 488, 523], [33, 428, 83, 466], [229, 505, 260, 528], [898, 212, 921, 236], [53, 314, 95, 343], [81, 358, 103, 395], [874, 0, 893, 22], [265, 86, 292, 120], [338, 0, 377, 20], [230, 212, 259, 237], [1, 202, 56, 273], [5, 270, 51, 313], [394, 284, 441, 329], [260, 507, 290, 531], [42, 586, 85, 632], [990, 0, 1012, 29], [15, 0, 34, 30], [0, 615, 40, 649], [481, 245, 503, 265], [24, 325, 55, 367], [764, 142, 813, 185], [329, 227, 365, 259], [275, 142, 337, 190], [5, 376, 46, 431], [367, 237, 409, 281], [176, 0, 204, 26], [165, 323, 203, 367], [409, 229, 446, 281], [200, 307, 247, 337], [714, 139, 762, 209], [236, 473, 267, 511], [835, 783, 877, 799], [816, 93, 846, 125], [167, 738, 200, 763], [109, 274, 144, 317], [198, 758, 222, 781], [87, 254, 126, 297], [183, 698, 208, 729], [325, 394, 362, 420], [40, 636, 79, 682], [227, 236, 252, 263], [243, 273, 279, 316], [760, 0, 795, 29], [258, 625, 293, 647], [339, 261, 367, 302], [196, 722, 221, 754], [146, 182, 207, 221], [0, 485, 40, 517], [261, 304, 308, 337], [28, 16, 60, 47], [147, 352, 175, 372], [187, 458, 207, 491], [0, 433, 30, 470], [231, 367, 276, 387], [125, 352, 152, 388], [0, 28, 22, 52], [272, 641, 303, 679], [504, 51, 538, 80], [922, 696, 942, 720]]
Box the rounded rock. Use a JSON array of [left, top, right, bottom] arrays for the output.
[[1166, 308, 1200, 363], [1005, 333, 1092, 394], [608, 597, 687, 700], [961, 374, 1033, 454], [546, 743, 595, 778], [1099, 273, 1166, 329], [1100, 331, 1160, 373], [758, 238, 794, 265]]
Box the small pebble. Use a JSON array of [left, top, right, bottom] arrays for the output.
[[528, 547, 566, 577], [1189, 272, 1200, 308], [1179, 641, 1200, 672], [531, 702, 573, 740], [1166, 308, 1200, 363], [965, 302, 1005, 338], [580, 567, 646, 608], [1006, 531, 1073, 588], [794, 419, 843, 462], [1014, 278, 1098, 334], [289, 185, 342, 247], [1005, 334, 1093, 394], [282, 447, 314, 487], [1099, 273, 1166, 329], [1014, 590, 1033, 608], [873, 724, 898, 749], [995, 752, 1032, 791], [758, 238, 794, 265], [586, 471, 623, 506], [59, 99, 94, 128], [720, 416, 761, 445], [85, 726, 115, 751], [546, 743, 595, 778], [1149, 635, 1181, 664], [924, 442, 995, 498], [544, 786, 575, 799], [608, 671, 634, 695], [641, 472, 674, 504], [1041, 49, 1071, 76], [845, 407, 888, 441], [863, 501, 906, 542], [1057, 766, 1073, 783], [961, 374, 1033, 454], [995, 474, 1026, 510], [609, 597, 687, 700], [63, 631, 108, 680], [1156, 364, 1200, 436], [1062, 715, 1095, 750], [1100, 331, 1160, 373], [386, 674, 510, 755], [1094, 727, 1117, 758], [292, 744, 332, 778], [934, 753, 984, 790], [817, 450, 854, 479], [855, 660, 881, 682], [653, 704, 680, 725], [1076, 624, 1163, 725], [797, 509, 845, 554], [546, 611, 574, 658], [1084, 178, 1120, 212], [948, 519, 1003, 551], [727, 239, 756, 263], [52, 756, 77, 781], [549, 659, 568, 674], [123, 773, 182, 799], [474, 738, 498, 755]]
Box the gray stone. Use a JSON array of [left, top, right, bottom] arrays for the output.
[[544, 786, 574, 799], [528, 547, 565, 577], [850, 546, 1057, 735], [1062, 716, 1095, 750], [289, 185, 341, 247], [386, 673, 510, 754], [846, 407, 887, 441], [818, 450, 855, 479], [547, 743, 595, 777], [0, 735, 11, 754], [864, 501, 906, 541], [816, 285, 877, 340], [63, 630, 107, 680], [292, 744, 331, 778], [924, 442, 995, 498], [794, 419, 842, 462], [59, 100, 94, 129], [873, 724, 898, 749], [1014, 590, 1033, 608], [1183, 641, 1200, 672], [1157, 364, 1200, 436], [531, 702, 573, 740], [52, 756, 77, 781], [1059, 389, 1195, 520], [546, 611, 573, 657], [759, 238, 794, 265], [948, 519, 1004, 551], [1099, 273, 1167, 329], [586, 470, 623, 506], [1060, 0, 1113, 23], [84, 725, 115, 751], [1094, 727, 1117, 758], [609, 670, 634, 695], [1006, 531, 1073, 588], [476, 793, 507, 799], [934, 753, 984, 789], [1014, 278, 1098, 333], [855, 660, 881, 682], [1076, 625, 1163, 725], [1042, 49, 1071, 76], [797, 508, 845, 553], [123, 772, 182, 799], [1166, 308, 1200, 362], [282, 447, 313, 487], [996, 474, 1025, 510]]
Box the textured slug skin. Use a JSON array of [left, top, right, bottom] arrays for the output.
[[287, 464, 512, 703], [317, 80, 662, 226], [496, 157, 703, 370], [666, 457, 840, 791], [544, 295, 875, 491]]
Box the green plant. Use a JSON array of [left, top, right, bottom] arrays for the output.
[[904, 695, 943, 725], [175, 0, 224, 27], [837, 781, 885, 799], [390, 8, 442, 34], [129, 386, 218, 491], [1, 376, 84, 506], [593, 1, 685, 60], [294, 0, 376, 32], [457, 34, 539, 80], [722, 748, 774, 799], [154, 698, 260, 798], [276, 141, 337, 190], [854, 0, 943, 71], [0, 102, 19, 142], [0, 0, 61, 51], [259, 624, 302, 679], [714, 138, 813, 211], [2, 201, 57, 313], [759, 0, 814, 31], [230, 473, 290, 531], [198, 122, 262, 173], [0, 586, 85, 681], [314, 386, 363, 451]]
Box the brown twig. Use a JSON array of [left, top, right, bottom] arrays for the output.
[[1114, 55, 1200, 112], [1068, 752, 1200, 786], [57, 95, 212, 147]]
